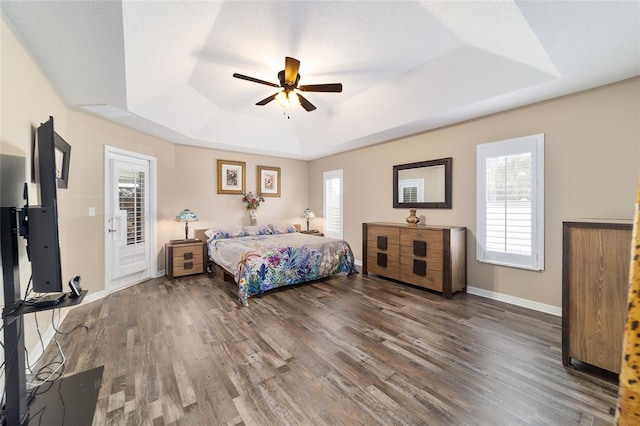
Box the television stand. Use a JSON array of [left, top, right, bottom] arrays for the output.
[[1, 207, 97, 425]]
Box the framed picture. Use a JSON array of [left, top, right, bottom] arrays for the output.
[[257, 165, 281, 197], [53, 133, 71, 189], [217, 160, 246, 194]]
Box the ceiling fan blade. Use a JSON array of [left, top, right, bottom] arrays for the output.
[[297, 93, 317, 112], [256, 93, 278, 106], [284, 57, 300, 85], [233, 73, 280, 88], [298, 83, 343, 93]]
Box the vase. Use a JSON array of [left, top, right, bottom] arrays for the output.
[[249, 209, 257, 224], [406, 208, 420, 225]]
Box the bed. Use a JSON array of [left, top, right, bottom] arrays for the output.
[[195, 224, 358, 306]]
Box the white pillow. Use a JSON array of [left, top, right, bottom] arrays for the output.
[[204, 226, 242, 240], [243, 225, 273, 236], [268, 223, 298, 234]]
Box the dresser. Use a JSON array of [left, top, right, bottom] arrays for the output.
[[165, 240, 207, 279], [362, 222, 466, 298], [562, 221, 632, 374]]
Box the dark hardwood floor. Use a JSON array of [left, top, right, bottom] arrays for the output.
[[35, 272, 619, 425]]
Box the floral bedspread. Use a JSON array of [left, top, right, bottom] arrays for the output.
[[208, 233, 358, 306]]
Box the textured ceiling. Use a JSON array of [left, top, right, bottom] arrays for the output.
[[2, 1, 639, 160]]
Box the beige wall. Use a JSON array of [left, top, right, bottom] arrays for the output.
[[310, 77, 640, 308], [173, 145, 309, 235]]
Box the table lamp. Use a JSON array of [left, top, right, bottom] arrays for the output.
[[300, 208, 315, 232], [175, 209, 199, 240]]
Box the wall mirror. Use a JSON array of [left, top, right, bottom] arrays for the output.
[[393, 157, 452, 209]]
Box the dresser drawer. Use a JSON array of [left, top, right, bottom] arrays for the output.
[[367, 251, 400, 280], [399, 228, 443, 248], [399, 246, 443, 271], [399, 263, 443, 291], [367, 225, 400, 248]]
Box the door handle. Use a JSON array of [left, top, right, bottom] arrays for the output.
[[108, 229, 116, 233]]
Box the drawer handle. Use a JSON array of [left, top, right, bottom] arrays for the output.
[[377, 252, 387, 267], [184, 262, 193, 270], [183, 253, 193, 260], [413, 259, 426, 276], [377, 236, 387, 250], [413, 240, 426, 257]]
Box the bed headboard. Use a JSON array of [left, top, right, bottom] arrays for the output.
[[194, 228, 208, 242]]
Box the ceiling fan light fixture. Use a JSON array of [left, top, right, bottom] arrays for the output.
[[288, 91, 300, 106], [275, 90, 288, 107], [275, 90, 300, 108]]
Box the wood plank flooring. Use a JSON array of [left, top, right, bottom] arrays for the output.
[[35, 272, 619, 425]]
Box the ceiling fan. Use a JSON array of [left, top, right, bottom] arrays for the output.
[[232, 56, 343, 112]]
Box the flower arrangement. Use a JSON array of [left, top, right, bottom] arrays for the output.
[[241, 192, 265, 210]]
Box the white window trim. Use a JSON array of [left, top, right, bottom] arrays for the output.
[[476, 133, 544, 271]]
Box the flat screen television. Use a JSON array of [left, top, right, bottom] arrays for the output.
[[27, 116, 68, 293]]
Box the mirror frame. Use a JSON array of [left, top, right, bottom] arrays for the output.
[[393, 157, 452, 209]]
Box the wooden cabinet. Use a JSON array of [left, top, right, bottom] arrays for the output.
[[165, 240, 207, 279], [562, 221, 632, 374], [362, 222, 466, 298]]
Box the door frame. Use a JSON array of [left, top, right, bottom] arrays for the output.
[[104, 145, 158, 292]]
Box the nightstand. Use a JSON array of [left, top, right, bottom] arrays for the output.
[[301, 230, 324, 237], [165, 240, 207, 279]]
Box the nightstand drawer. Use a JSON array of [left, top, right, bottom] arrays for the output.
[[172, 260, 203, 277], [172, 245, 203, 262]]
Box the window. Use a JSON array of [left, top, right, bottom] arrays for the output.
[[476, 134, 544, 271], [323, 169, 343, 239], [118, 169, 146, 245], [398, 179, 424, 203]]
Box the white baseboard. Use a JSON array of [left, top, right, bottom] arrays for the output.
[[27, 309, 69, 372], [467, 286, 561, 316], [83, 289, 107, 304]]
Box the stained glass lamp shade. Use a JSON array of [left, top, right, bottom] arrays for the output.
[[175, 209, 199, 240], [300, 208, 315, 232]]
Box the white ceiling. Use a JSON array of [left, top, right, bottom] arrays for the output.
[[2, 1, 639, 160]]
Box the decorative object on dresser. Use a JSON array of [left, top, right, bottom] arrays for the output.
[[405, 208, 420, 225], [175, 209, 199, 240], [301, 207, 315, 232], [165, 240, 207, 279], [362, 222, 466, 299], [562, 221, 632, 375]]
